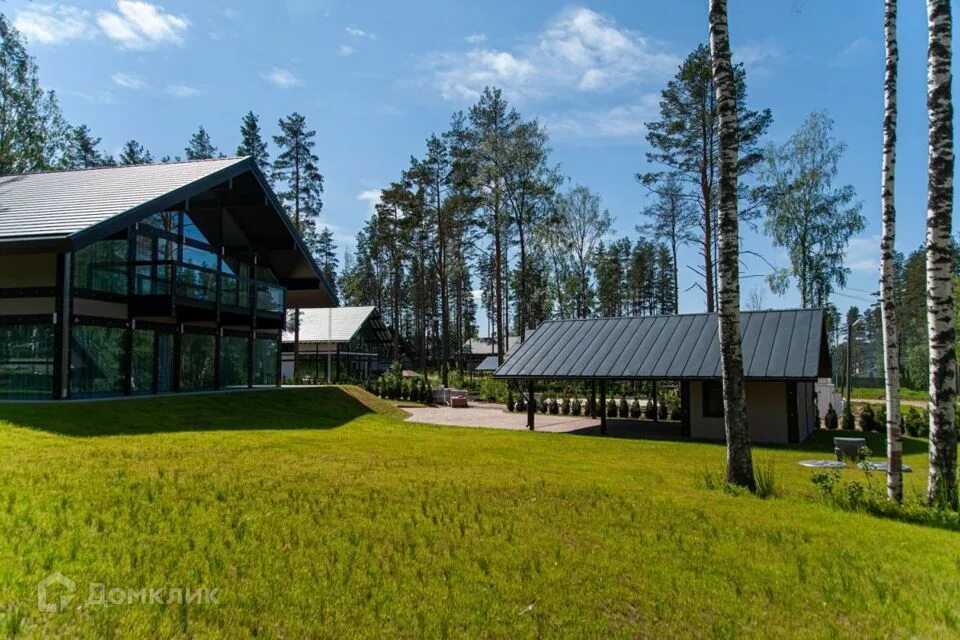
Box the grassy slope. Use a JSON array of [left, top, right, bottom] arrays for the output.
[[0, 388, 955, 639]]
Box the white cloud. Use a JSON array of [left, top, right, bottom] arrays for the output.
[[356, 189, 382, 214], [845, 234, 882, 273], [735, 40, 782, 77], [13, 4, 96, 45], [111, 71, 146, 89], [545, 94, 659, 140], [260, 67, 302, 88], [345, 26, 375, 39], [338, 44, 357, 57], [426, 7, 678, 102], [464, 33, 486, 44], [97, 0, 189, 50], [835, 38, 873, 69], [166, 84, 202, 98]]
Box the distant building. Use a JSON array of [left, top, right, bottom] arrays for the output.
[[461, 335, 521, 370], [281, 306, 410, 382], [0, 158, 336, 400]]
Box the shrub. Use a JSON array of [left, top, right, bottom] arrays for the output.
[[538, 397, 548, 414], [825, 404, 839, 430], [903, 407, 927, 438], [842, 407, 856, 431], [424, 378, 434, 406], [753, 460, 780, 499], [669, 403, 682, 421], [658, 401, 668, 421], [859, 404, 880, 433], [516, 396, 526, 412], [586, 396, 595, 417], [479, 377, 507, 403], [506, 390, 515, 412], [629, 399, 642, 419], [875, 403, 887, 432], [644, 399, 656, 420], [618, 397, 629, 418], [571, 398, 582, 416], [549, 398, 559, 415], [606, 399, 617, 418], [561, 397, 571, 415]]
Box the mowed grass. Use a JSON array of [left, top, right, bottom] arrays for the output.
[[0, 387, 956, 638]]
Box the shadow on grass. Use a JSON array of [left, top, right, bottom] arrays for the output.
[[0, 387, 373, 437]]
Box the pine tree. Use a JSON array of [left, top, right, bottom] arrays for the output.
[[237, 111, 270, 169], [710, 0, 755, 491], [314, 227, 339, 299], [64, 124, 111, 168], [118, 139, 153, 166], [639, 44, 771, 313], [273, 112, 324, 382], [638, 173, 695, 313], [880, 0, 903, 502], [925, 0, 957, 509], [185, 125, 218, 160]]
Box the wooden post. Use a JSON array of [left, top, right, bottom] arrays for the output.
[[527, 379, 535, 431], [652, 380, 659, 422], [590, 381, 597, 418], [599, 380, 607, 435]]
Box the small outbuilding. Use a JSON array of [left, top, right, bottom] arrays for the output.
[[493, 309, 832, 444]]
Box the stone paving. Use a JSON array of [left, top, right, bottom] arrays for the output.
[[403, 401, 685, 439]]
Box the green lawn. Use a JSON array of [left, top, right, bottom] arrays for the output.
[[0, 387, 956, 638], [850, 386, 928, 402]]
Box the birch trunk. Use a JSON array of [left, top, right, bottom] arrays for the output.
[[881, 0, 903, 502], [710, 0, 755, 490], [925, 0, 958, 509]]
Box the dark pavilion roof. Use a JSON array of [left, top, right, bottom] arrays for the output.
[[493, 309, 831, 381]]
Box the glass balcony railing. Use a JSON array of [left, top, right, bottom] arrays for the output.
[[130, 260, 284, 315]]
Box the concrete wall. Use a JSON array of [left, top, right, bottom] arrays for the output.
[[689, 380, 816, 444], [0, 253, 56, 288]]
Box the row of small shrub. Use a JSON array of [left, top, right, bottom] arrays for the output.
[[823, 403, 929, 437], [506, 394, 680, 420]]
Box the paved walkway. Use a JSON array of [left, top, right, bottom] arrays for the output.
[[404, 402, 685, 439]]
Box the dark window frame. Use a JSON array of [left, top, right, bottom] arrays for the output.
[[702, 379, 725, 418]]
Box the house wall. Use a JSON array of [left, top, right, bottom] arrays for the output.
[[0, 253, 56, 287], [689, 380, 816, 444], [0, 298, 55, 315]]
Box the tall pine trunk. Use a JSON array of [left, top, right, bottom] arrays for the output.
[[881, 0, 903, 502], [925, 0, 957, 509], [710, 0, 755, 491]]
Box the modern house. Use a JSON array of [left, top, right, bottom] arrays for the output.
[[281, 306, 401, 382], [494, 309, 832, 444], [461, 335, 520, 370], [0, 157, 336, 400]]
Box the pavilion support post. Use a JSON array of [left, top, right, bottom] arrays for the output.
[[590, 381, 597, 418], [527, 379, 535, 431], [652, 381, 659, 423], [599, 380, 607, 435]]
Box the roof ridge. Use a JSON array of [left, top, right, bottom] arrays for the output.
[[1, 156, 249, 179]]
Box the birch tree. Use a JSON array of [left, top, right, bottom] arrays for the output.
[[925, 0, 957, 509], [710, 0, 755, 490], [880, 0, 903, 502]]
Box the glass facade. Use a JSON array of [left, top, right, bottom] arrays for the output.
[[221, 334, 249, 388], [253, 338, 278, 386], [181, 332, 216, 391], [70, 324, 126, 397], [132, 329, 154, 394], [74, 239, 129, 294], [0, 324, 54, 399]]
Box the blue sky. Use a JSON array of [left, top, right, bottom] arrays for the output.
[[8, 0, 957, 321]]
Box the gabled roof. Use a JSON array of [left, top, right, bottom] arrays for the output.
[[461, 335, 521, 355], [475, 355, 501, 372], [494, 309, 832, 381], [0, 157, 246, 243], [0, 157, 337, 307], [283, 306, 391, 344]]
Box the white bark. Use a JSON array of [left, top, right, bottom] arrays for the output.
[[881, 0, 902, 502], [710, 0, 754, 490], [925, 0, 957, 509]]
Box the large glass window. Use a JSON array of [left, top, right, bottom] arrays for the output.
[[176, 265, 217, 303], [132, 329, 154, 394], [183, 212, 212, 244], [702, 380, 725, 418], [0, 324, 54, 399], [70, 324, 126, 397], [74, 239, 129, 294], [253, 337, 278, 386], [181, 332, 215, 391], [141, 211, 179, 234], [221, 334, 249, 388], [182, 245, 219, 271]]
